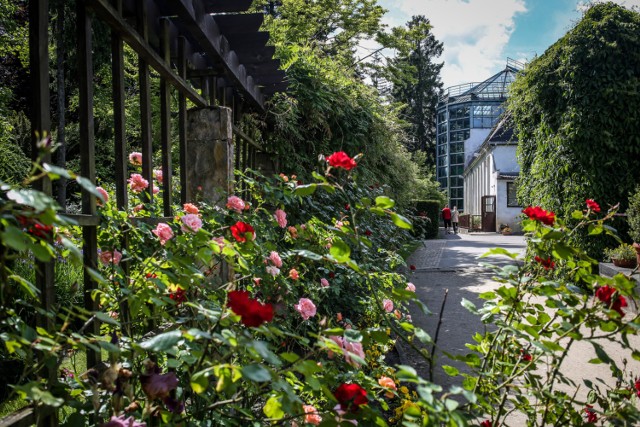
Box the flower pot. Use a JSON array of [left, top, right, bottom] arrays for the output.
[[634, 242, 640, 267], [612, 258, 637, 269]]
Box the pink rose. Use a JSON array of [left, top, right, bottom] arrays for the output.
[[152, 223, 174, 245], [212, 236, 225, 251], [152, 186, 159, 195], [266, 266, 280, 277], [405, 282, 416, 292], [253, 277, 262, 286], [183, 203, 199, 215], [129, 152, 142, 166], [295, 298, 316, 320], [128, 173, 149, 193], [303, 404, 322, 425], [289, 268, 299, 280], [343, 340, 365, 367], [99, 249, 122, 266], [335, 221, 344, 228], [96, 187, 109, 207], [328, 335, 344, 359], [154, 169, 163, 184], [181, 214, 202, 233], [269, 251, 283, 268], [274, 209, 287, 228], [321, 278, 330, 287], [226, 195, 245, 213], [133, 204, 144, 213], [383, 299, 394, 313]]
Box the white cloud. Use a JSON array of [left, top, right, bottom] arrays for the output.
[[388, 0, 527, 87]]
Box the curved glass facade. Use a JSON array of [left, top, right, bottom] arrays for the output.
[[436, 60, 522, 211]]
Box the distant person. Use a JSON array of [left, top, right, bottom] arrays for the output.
[[451, 205, 459, 234], [442, 204, 452, 234]]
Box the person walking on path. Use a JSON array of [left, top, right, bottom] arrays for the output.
[[442, 204, 452, 234], [451, 206, 460, 234]]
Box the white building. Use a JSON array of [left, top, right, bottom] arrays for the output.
[[463, 116, 521, 232]]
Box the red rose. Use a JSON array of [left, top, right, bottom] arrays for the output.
[[520, 349, 532, 362], [231, 221, 255, 243], [534, 256, 555, 270], [586, 199, 601, 213], [329, 272, 335, 279], [326, 152, 357, 171], [365, 230, 372, 236], [228, 290, 274, 327], [635, 378, 640, 397], [170, 287, 187, 304], [345, 204, 350, 211], [584, 405, 597, 423], [595, 285, 627, 317], [480, 421, 492, 427], [410, 264, 416, 271], [334, 383, 367, 412], [522, 206, 555, 226]]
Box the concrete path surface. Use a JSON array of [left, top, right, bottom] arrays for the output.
[[401, 230, 640, 425]]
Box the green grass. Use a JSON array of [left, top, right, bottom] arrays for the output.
[[0, 397, 29, 419]]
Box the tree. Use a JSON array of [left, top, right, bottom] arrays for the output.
[[253, 0, 385, 62], [508, 2, 640, 255], [381, 16, 443, 162]]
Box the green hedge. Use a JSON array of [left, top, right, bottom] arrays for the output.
[[414, 200, 441, 239]]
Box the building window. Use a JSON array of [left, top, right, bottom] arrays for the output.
[[507, 182, 519, 207]]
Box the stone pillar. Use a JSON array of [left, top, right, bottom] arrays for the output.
[[186, 106, 233, 206]]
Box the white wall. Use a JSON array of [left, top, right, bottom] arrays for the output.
[[496, 180, 522, 232], [464, 129, 492, 166]]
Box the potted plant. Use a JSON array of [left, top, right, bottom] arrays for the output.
[[499, 224, 512, 235], [604, 243, 638, 269], [627, 185, 640, 266]]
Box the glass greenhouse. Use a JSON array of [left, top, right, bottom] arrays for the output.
[[436, 58, 523, 210]]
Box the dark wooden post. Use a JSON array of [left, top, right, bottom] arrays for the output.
[[77, 0, 100, 369], [178, 37, 189, 205], [136, 0, 153, 203], [29, 1, 57, 425], [160, 18, 172, 217]]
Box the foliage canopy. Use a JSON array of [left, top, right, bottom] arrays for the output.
[[508, 2, 640, 253]]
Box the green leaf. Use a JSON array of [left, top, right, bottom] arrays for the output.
[[7, 189, 57, 211], [375, 196, 395, 209], [290, 250, 323, 261], [344, 329, 362, 342], [94, 311, 120, 326], [442, 365, 459, 376], [588, 224, 603, 235], [242, 364, 271, 382], [9, 274, 38, 298], [390, 213, 413, 230], [263, 395, 284, 419], [414, 328, 432, 344], [571, 210, 584, 220], [330, 238, 351, 263], [480, 247, 519, 259], [461, 298, 477, 313], [15, 382, 64, 407], [76, 176, 102, 199], [139, 330, 182, 352], [1, 225, 29, 251], [294, 184, 317, 196], [43, 163, 74, 179], [191, 371, 209, 394]]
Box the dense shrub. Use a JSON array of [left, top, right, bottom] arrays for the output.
[[509, 2, 640, 258], [413, 200, 440, 239], [627, 185, 640, 243]]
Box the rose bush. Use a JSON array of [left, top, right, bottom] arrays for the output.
[[0, 147, 467, 426]]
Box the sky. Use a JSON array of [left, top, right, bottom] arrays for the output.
[[367, 0, 640, 88]]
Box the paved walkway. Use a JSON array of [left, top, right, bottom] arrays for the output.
[[402, 229, 640, 424]]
